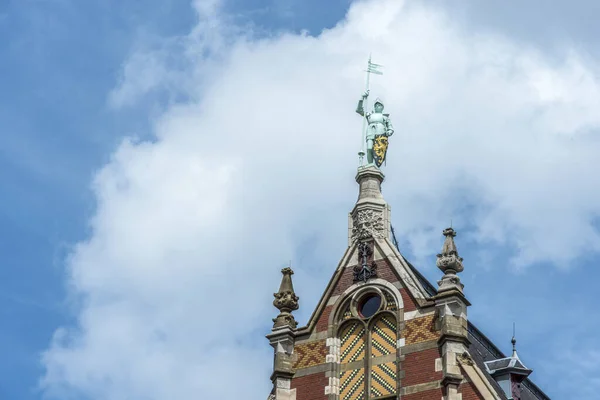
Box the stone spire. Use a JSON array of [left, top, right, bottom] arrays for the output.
[[433, 227, 471, 400], [436, 227, 464, 293], [272, 267, 299, 329], [266, 267, 300, 400], [348, 165, 392, 245]]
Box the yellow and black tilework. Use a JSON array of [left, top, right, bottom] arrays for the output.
[[370, 316, 396, 358], [370, 316, 397, 397], [370, 362, 397, 398], [383, 292, 397, 311], [340, 322, 366, 400], [340, 322, 366, 363], [293, 340, 327, 370], [402, 314, 438, 345], [340, 368, 365, 400]]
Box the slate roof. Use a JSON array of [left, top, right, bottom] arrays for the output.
[[390, 227, 551, 400], [485, 357, 528, 373]]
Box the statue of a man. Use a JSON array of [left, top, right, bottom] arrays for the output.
[[356, 90, 394, 167]]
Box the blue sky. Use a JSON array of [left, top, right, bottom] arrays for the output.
[[1, 0, 600, 399]]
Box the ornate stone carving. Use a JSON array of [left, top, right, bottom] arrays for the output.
[[353, 241, 378, 283], [272, 267, 299, 329], [351, 209, 385, 241], [436, 227, 465, 293], [436, 228, 464, 274], [457, 352, 474, 366]]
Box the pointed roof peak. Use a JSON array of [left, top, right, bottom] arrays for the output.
[[511, 336, 520, 360], [511, 323, 520, 360], [441, 227, 460, 256]]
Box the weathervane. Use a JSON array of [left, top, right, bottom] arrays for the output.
[[356, 56, 394, 168]]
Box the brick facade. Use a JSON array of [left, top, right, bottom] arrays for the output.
[[459, 381, 484, 400], [402, 388, 444, 399], [288, 244, 453, 400], [402, 348, 442, 387], [400, 287, 417, 312], [291, 373, 328, 400]]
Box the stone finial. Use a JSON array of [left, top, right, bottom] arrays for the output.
[[436, 227, 464, 292], [272, 267, 299, 329], [437, 227, 464, 273]]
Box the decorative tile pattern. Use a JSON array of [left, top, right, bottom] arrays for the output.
[[340, 322, 366, 400], [293, 340, 327, 369], [340, 368, 365, 400], [370, 316, 396, 358], [402, 315, 438, 345], [370, 362, 397, 398], [340, 322, 366, 363], [370, 316, 397, 397], [383, 291, 397, 311]]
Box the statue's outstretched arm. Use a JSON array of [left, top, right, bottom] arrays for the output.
[[356, 99, 365, 116], [356, 90, 369, 117]]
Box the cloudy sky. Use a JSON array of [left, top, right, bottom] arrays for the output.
[[1, 0, 600, 398]]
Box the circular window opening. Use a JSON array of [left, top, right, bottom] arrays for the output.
[[358, 293, 381, 318]]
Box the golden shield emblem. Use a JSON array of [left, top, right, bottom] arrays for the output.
[[373, 135, 389, 167]]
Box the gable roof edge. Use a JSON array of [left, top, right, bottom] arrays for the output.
[[295, 241, 358, 335]]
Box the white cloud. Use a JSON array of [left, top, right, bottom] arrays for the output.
[[42, 0, 600, 398]]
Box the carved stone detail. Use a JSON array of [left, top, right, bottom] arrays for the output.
[[457, 352, 474, 366], [436, 228, 464, 274], [351, 209, 385, 241], [353, 241, 378, 282], [272, 267, 299, 329]]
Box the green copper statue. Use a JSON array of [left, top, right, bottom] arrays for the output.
[[356, 89, 394, 167]]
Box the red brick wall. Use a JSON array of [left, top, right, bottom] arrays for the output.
[[400, 287, 418, 312], [315, 305, 332, 333], [402, 348, 442, 387], [402, 388, 444, 399], [376, 259, 397, 282], [332, 267, 355, 296], [460, 381, 484, 400], [290, 373, 328, 400]]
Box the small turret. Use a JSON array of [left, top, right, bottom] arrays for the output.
[[484, 333, 533, 400]]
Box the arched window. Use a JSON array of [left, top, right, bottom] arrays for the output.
[[337, 288, 398, 400]]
